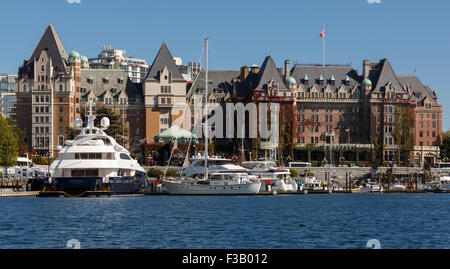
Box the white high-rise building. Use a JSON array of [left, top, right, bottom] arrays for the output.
[[89, 45, 148, 83], [0, 74, 17, 120]]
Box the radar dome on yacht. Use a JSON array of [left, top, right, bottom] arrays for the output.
[[74, 118, 83, 128], [101, 117, 110, 128]]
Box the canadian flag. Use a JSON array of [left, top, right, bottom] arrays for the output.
[[320, 28, 325, 37]]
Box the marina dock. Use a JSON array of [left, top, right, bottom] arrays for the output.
[[0, 191, 39, 197]]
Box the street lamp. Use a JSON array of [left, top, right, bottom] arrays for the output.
[[345, 128, 350, 144]]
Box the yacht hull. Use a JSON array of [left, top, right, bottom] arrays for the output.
[[163, 180, 261, 195], [40, 177, 141, 197]]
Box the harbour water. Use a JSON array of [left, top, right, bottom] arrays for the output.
[[0, 194, 448, 249]]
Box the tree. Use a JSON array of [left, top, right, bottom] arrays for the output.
[[441, 131, 450, 161], [0, 116, 19, 167], [394, 105, 415, 166], [290, 169, 298, 178], [6, 118, 27, 154]]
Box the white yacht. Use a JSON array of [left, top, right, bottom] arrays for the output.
[[241, 161, 297, 192], [435, 176, 450, 192], [162, 38, 260, 195], [302, 176, 323, 191], [181, 155, 249, 178], [361, 182, 383, 193], [40, 102, 146, 197]]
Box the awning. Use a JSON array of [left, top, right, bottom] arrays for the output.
[[154, 125, 196, 144], [17, 157, 32, 163]]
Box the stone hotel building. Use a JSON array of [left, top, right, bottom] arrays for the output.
[[16, 25, 443, 166]]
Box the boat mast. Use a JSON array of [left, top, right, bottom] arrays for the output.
[[87, 99, 94, 134], [204, 37, 209, 180]]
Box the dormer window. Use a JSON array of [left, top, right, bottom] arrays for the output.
[[318, 74, 324, 85], [344, 75, 350, 86], [330, 75, 335, 86], [103, 77, 109, 84]]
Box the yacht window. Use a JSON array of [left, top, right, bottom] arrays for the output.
[[71, 169, 98, 177], [120, 153, 131, 160]]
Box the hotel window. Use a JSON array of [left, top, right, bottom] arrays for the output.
[[35, 96, 39, 102], [432, 131, 436, 137], [59, 98, 63, 102], [419, 131, 423, 137], [59, 116, 63, 123], [35, 117, 39, 123], [432, 122, 436, 128], [40, 96, 44, 102], [46, 96, 49, 102], [136, 128, 140, 135], [35, 127, 39, 133], [58, 136, 64, 146]]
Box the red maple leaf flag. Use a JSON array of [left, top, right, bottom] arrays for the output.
[[320, 28, 325, 37]]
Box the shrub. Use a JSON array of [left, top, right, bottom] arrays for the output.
[[166, 168, 179, 177], [290, 169, 298, 178], [147, 168, 164, 178]]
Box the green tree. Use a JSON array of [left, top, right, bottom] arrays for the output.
[[6, 118, 27, 154], [0, 116, 19, 167], [290, 169, 298, 178], [441, 131, 450, 161], [394, 105, 415, 166]]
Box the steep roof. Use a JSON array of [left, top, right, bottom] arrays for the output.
[[145, 43, 184, 81], [254, 56, 287, 91], [80, 69, 143, 100], [290, 65, 359, 90], [398, 75, 439, 106], [188, 70, 241, 98], [27, 24, 68, 74], [369, 58, 405, 94]]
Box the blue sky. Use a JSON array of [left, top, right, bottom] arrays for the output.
[[1, 0, 449, 131]]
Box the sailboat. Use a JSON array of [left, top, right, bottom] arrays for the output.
[[162, 38, 261, 195]]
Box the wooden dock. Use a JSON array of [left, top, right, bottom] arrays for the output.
[[0, 191, 39, 197]]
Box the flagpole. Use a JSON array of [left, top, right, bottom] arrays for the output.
[[322, 25, 325, 66]]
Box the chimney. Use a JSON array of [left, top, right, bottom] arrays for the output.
[[240, 66, 249, 81], [277, 68, 283, 77], [284, 60, 290, 80], [363, 60, 370, 79], [250, 65, 260, 74]]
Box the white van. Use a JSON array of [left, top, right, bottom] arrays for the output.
[[288, 162, 312, 168]]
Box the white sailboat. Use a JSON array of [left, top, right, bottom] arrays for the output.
[[162, 38, 261, 195]]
